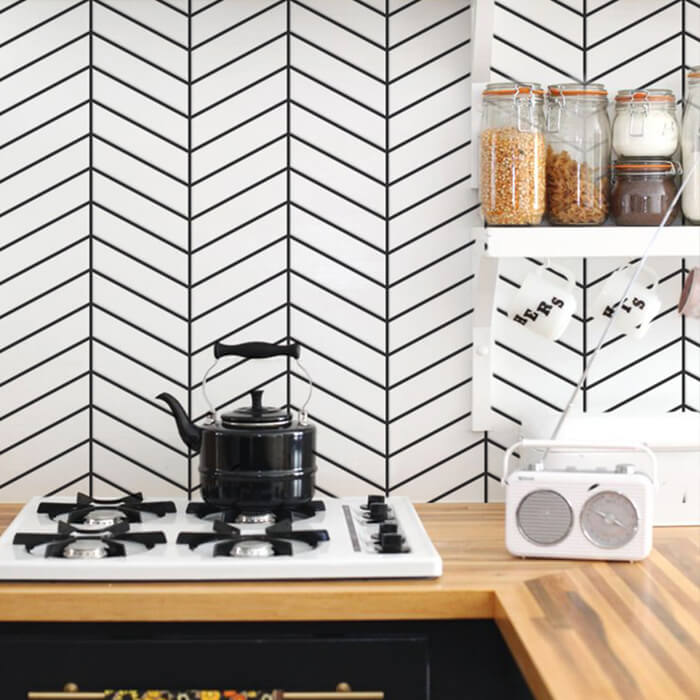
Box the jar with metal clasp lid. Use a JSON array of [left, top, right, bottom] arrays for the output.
[[479, 82, 546, 225], [612, 89, 680, 157], [682, 66, 700, 223], [545, 83, 611, 225], [610, 159, 681, 226]]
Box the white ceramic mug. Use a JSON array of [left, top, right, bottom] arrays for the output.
[[508, 263, 577, 340], [679, 267, 700, 319], [592, 264, 661, 338]]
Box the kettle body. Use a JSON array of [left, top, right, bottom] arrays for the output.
[[197, 417, 316, 508], [158, 341, 316, 511]]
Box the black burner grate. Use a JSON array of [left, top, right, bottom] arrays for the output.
[[13, 521, 167, 558], [37, 492, 176, 525], [177, 520, 329, 557], [185, 500, 325, 524]]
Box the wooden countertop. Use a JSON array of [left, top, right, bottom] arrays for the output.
[[0, 503, 697, 700]]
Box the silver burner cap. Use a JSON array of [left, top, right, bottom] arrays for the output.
[[83, 508, 126, 528], [231, 540, 275, 558], [236, 512, 276, 525], [63, 539, 109, 560]]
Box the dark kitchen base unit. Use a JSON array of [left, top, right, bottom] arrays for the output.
[[0, 620, 532, 700]]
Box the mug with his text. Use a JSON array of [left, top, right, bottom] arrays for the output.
[[592, 264, 661, 339]]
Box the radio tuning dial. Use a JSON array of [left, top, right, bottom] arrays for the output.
[[581, 491, 639, 549]]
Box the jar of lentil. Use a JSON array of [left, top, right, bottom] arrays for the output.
[[612, 89, 679, 157], [681, 66, 700, 223], [480, 83, 546, 225], [545, 83, 611, 225], [610, 160, 681, 226]]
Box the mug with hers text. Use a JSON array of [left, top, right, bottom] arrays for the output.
[[508, 263, 577, 341]]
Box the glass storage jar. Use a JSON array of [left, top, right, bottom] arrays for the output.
[[682, 67, 700, 223], [480, 82, 546, 225], [545, 83, 611, 225], [610, 160, 680, 226], [612, 89, 679, 157]]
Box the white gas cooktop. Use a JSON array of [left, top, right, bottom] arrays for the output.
[[0, 494, 442, 581]]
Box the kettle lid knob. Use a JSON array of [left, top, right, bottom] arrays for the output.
[[250, 389, 264, 414]]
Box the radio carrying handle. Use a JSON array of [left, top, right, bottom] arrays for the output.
[[501, 439, 658, 487]]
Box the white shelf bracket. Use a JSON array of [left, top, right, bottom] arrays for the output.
[[472, 241, 499, 431]]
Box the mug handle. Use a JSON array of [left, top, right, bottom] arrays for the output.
[[614, 263, 658, 291]]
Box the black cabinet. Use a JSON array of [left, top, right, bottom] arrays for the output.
[[0, 621, 532, 700]]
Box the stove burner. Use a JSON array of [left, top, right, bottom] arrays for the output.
[[83, 509, 126, 528], [177, 520, 330, 558], [37, 492, 176, 526], [62, 538, 109, 560], [231, 540, 276, 558], [186, 500, 325, 524], [13, 521, 167, 559], [236, 512, 276, 525]]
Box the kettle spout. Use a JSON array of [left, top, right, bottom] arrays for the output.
[[156, 393, 202, 452]]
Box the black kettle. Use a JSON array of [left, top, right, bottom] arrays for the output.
[[157, 341, 316, 510]]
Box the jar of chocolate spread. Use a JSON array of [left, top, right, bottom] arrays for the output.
[[610, 160, 680, 225]]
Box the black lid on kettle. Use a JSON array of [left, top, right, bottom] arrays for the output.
[[221, 389, 292, 428]]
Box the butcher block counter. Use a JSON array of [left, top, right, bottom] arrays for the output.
[[0, 503, 697, 700]]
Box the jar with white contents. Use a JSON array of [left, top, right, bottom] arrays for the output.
[[682, 67, 700, 223], [613, 89, 679, 158]]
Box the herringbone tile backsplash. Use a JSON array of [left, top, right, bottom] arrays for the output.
[[1, 0, 698, 501]]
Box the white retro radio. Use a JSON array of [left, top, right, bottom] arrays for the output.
[[503, 439, 657, 561]]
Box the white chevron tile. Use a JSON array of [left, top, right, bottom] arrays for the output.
[[93, 38, 187, 113], [192, 140, 286, 215], [291, 171, 385, 249], [1, 307, 88, 381], [93, 72, 187, 145], [0, 3, 88, 73], [392, 447, 483, 502], [98, 0, 187, 43], [93, 2, 187, 77], [587, 0, 677, 46], [0, 443, 89, 501], [191, 276, 286, 351], [291, 104, 385, 180], [193, 105, 285, 180], [291, 207, 385, 281], [497, 0, 582, 46], [389, 110, 470, 180], [93, 173, 187, 247], [291, 307, 385, 385], [0, 0, 79, 42], [290, 271, 385, 347], [192, 2, 286, 77], [291, 37, 385, 113], [297, 0, 385, 45], [291, 1, 385, 76], [192, 38, 285, 113], [494, 3, 582, 80], [291, 70, 385, 146], [390, 415, 473, 487], [389, 315, 472, 387]]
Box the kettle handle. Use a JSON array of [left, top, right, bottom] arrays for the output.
[[214, 341, 301, 360]]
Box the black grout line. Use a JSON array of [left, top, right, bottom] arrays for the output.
[[287, 0, 292, 423], [385, 0, 390, 497], [88, 0, 94, 497], [187, 0, 193, 499]]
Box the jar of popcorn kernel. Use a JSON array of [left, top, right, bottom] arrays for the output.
[[480, 83, 546, 225], [545, 83, 611, 225]]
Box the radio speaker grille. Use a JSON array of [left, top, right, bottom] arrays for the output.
[[516, 490, 573, 545]]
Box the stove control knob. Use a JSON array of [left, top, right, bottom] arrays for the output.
[[379, 532, 403, 553], [368, 502, 389, 522], [379, 522, 398, 535], [366, 494, 385, 506]]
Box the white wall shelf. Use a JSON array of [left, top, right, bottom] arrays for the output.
[[478, 225, 700, 258]]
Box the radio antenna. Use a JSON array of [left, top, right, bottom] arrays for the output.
[[549, 159, 697, 445]]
